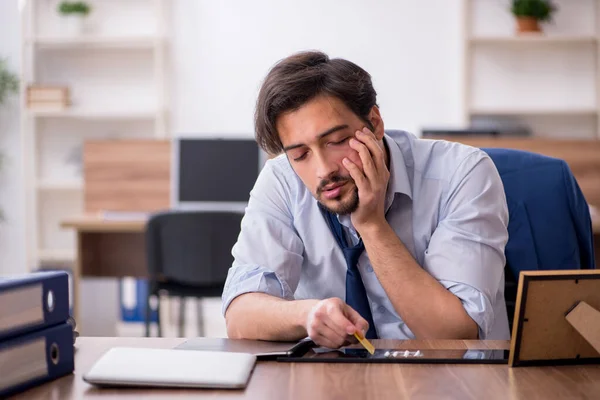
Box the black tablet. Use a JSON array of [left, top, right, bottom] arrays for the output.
[[279, 347, 509, 364]]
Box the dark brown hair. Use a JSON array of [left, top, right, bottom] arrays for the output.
[[254, 51, 378, 155]]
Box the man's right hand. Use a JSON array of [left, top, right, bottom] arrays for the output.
[[305, 297, 370, 348]]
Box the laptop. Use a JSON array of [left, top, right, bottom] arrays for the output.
[[175, 337, 315, 359], [83, 347, 256, 389]]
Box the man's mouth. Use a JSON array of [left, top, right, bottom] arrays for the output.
[[321, 182, 346, 200]]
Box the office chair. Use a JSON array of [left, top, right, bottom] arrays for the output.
[[482, 148, 596, 332], [144, 210, 244, 337]]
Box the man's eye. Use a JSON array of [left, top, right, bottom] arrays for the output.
[[330, 137, 350, 146], [294, 152, 308, 162]]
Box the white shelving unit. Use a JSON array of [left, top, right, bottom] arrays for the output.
[[20, 0, 169, 271], [462, 0, 600, 139]]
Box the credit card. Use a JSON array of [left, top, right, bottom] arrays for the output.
[[353, 332, 375, 355]]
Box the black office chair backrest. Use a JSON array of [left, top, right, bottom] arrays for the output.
[[145, 211, 243, 286]]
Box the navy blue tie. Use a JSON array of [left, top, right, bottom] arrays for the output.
[[319, 205, 378, 339]]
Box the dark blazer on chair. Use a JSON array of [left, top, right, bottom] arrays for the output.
[[482, 147, 596, 274], [481, 148, 596, 330]]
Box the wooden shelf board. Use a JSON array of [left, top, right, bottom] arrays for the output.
[[28, 108, 159, 120], [28, 35, 164, 50], [469, 107, 598, 116], [37, 248, 76, 263], [37, 180, 83, 191], [470, 34, 598, 45]]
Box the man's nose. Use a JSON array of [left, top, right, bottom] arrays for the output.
[[315, 152, 338, 181]]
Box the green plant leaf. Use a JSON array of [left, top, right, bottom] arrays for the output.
[[511, 0, 557, 22], [0, 58, 19, 105], [58, 1, 91, 16]]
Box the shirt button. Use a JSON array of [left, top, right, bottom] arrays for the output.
[[378, 305, 387, 314], [366, 265, 374, 272]]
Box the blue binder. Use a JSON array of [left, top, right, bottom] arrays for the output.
[[0, 322, 74, 398], [120, 278, 158, 323], [0, 271, 70, 341]]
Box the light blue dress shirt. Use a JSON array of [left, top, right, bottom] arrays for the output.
[[222, 130, 510, 340]]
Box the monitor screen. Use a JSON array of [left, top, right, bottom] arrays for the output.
[[176, 138, 262, 203]]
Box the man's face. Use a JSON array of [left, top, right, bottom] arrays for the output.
[[277, 95, 382, 215]]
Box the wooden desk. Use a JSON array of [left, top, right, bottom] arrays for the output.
[[10, 337, 600, 399]]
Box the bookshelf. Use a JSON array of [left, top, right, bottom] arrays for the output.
[[20, 0, 169, 271], [462, 0, 600, 139]]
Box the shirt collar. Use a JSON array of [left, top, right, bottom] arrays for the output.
[[384, 133, 412, 211]]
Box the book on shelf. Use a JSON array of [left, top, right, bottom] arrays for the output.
[[26, 85, 70, 111]]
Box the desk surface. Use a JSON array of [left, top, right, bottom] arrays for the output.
[[61, 215, 146, 232], [11, 337, 600, 400]]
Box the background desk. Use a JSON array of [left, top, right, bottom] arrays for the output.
[[61, 216, 148, 323], [11, 337, 600, 399]]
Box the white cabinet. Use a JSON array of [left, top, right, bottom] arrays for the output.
[[20, 0, 169, 270]]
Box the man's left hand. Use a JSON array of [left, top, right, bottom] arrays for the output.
[[343, 127, 390, 233]]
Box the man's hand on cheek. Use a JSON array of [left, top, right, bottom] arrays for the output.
[[342, 127, 390, 234]]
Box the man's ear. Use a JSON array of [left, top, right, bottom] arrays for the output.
[[368, 106, 385, 140]]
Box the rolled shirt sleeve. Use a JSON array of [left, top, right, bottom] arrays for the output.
[[221, 159, 304, 316], [440, 280, 494, 339], [423, 152, 509, 339]]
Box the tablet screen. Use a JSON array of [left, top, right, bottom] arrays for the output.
[[280, 348, 509, 364]]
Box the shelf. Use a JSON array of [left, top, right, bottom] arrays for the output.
[[38, 248, 76, 264], [37, 180, 83, 191], [28, 108, 159, 120], [469, 107, 598, 116], [470, 34, 598, 45], [28, 35, 164, 50]]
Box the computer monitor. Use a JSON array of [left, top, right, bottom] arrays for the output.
[[171, 137, 266, 212]]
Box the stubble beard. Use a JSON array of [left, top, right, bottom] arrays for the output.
[[318, 184, 359, 216]]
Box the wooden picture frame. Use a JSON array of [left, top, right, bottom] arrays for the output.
[[509, 270, 600, 367]]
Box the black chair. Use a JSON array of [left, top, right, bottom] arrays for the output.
[[144, 210, 243, 337]]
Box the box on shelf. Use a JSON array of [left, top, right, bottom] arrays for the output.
[[26, 85, 70, 111]]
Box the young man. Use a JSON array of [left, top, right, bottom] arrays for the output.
[[222, 51, 510, 348]]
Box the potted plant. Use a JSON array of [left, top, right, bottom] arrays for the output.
[[511, 0, 557, 33], [57, 1, 92, 35]]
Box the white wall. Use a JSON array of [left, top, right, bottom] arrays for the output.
[[0, 0, 26, 275], [170, 0, 465, 137]]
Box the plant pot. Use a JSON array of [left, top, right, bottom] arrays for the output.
[[60, 14, 86, 36], [516, 17, 541, 33]]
